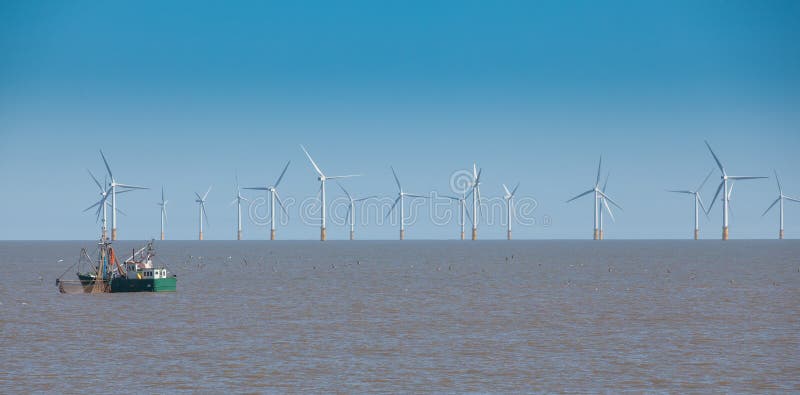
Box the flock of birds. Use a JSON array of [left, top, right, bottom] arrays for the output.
[[84, 141, 797, 241]]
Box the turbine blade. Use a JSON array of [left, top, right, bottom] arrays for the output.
[[697, 168, 714, 191], [354, 196, 377, 202], [345, 204, 352, 225], [244, 187, 269, 191], [463, 200, 473, 222], [595, 155, 602, 187], [727, 176, 768, 180], [327, 175, 361, 180], [390, 166, 401, 191], [667, 190, 693, 194], [202, 203, 209, 227], [774, 169, 782, 195], [603, 198, 615, 223], [274, 161, 291, 188], [116, 184, 148, 190], [203, 186, 212, 201], [384, 196, 401, 220], [502, 184, 511, 197], [762, 198, 780, 216], [602, 172, 609, 192], [405, 194, 428, 199], [704, 140, 726, 176], [161, 186, 165, 203], [194, 192, 203, 201], [336, 180, 352, 201], [697, 194, 709, 219], [597, 190, 622, 211], [785, 196, 800, 203], [707, 181, 724, 214], [566, 189, 594, 203], [300, 145, 324, 177], [99, 150, 113, 179], [274, 191, 289, 216], [83, 200, 102, 212], [510, 182, 520, 197], [87, 169, 103, 191]]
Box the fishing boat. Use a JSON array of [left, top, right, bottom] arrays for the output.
[[57, 239, 176, 293]]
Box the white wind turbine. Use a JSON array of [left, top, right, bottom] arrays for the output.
[[231, 175, 249, 240], [704, 141, 767, 240], [762, 170, 800, 240], [245, 161, 290, 240], [337, 182, 376, 240], [385, 166, 428, 240], [100, 150, 148, 240], [566, 156, 622, 240], [502, 182, 520, 240], [597, 173, 619, 240], [84, 170, 129, 239], [470, 164, 483, 240], [301, 145, 360, 241], [158, 187, 168, 240], [667, 169, 713, 240], [195, 186, 211, 241], [444, 192, 472, 240]]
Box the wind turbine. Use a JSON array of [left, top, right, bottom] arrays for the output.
[[704, 141, 767, 240], [502, 183, 520, 240], [597, 173, 620, 240], [470, 164, 483, 240], [245, 161, 290, 240], [668, 169, 713, 240], [158, 187, 168, 240], [195, 186, 211, 241], [231, 175, 248, 240], [566, 156, 622, 240], [762, 170, 800, 240], [337, 182, 376, 240], [385, 166, 428, 240], [444, 192, 472, 240], [99, 150, 148, 240], [84, 170, 129, 239], [301, 145, 360, 241]]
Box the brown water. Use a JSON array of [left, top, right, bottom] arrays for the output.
[[1, 240, 798, 393]]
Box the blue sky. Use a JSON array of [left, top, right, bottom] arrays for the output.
[[1, 0, 799, 240]]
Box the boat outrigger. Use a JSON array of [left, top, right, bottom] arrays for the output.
[[57, 239, 176, 293]]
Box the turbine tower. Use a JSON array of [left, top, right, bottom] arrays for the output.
[[566, 156, 622, 240], [386, 166, 428, 240], [668, 170, 713, 240], [245, 161, 290, 240], [502, 183, 520, 240], [100, 150, 148, 240], [762, 170, 800, 239], [704, 141, 767, 240], [158, 187, 168, 240], [231, 175, 248, 240], [301, 145, 360, 241], [444, 193, 472, 240], [195, 186, 211, 241], [337, 182, 376, 240], [470, 164, 483, 240]]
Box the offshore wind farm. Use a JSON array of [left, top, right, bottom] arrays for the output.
[[2, 1, 799, 393], [74, 142, 796, 242]]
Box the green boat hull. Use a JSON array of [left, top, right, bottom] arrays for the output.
[[110, 277, 177, 292]]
